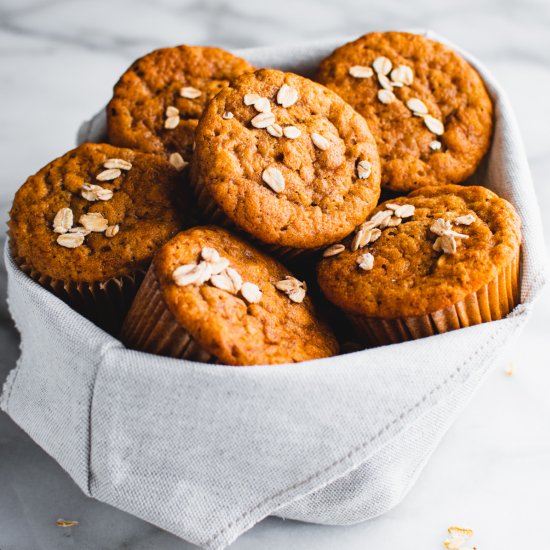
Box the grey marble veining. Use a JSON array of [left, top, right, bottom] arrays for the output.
[[1, 0, 550, 548]]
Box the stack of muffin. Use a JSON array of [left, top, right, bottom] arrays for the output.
[[8, 33, 522, 365]]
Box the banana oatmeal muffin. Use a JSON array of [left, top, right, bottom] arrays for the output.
[[107, 45, 255, 165], [9, 143, 188, 331], [191, 68, 381, 259], [317, 184, 521, 346], [316, 32, 493, 192], [121, 226, 339, 365]]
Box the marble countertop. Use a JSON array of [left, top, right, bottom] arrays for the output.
[[1, 0, 549, 548]]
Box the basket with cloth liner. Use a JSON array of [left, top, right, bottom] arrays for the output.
[[1, 30, 547, 550]]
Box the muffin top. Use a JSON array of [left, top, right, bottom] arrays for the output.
[[192, 68, 381, 249], [9, 143, 186, 283], [316, 32, 493, 192], [107, 45, 254, 163], [317, 185, 521, 318], [153, 226, 339, 365]]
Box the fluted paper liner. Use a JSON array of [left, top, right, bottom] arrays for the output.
[[350, 249, 521, 346], [120, 264, 216, 362], [10, 238, 144, 335]]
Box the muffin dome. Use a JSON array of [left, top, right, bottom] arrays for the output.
[[191, 68, 381, 255], [9, 143, 187, 283], [317, 185, 521, 344], [316, 32, 493, 192], [122, 226, 339, 365]]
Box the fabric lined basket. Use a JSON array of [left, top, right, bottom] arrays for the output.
[[1, 31, 547, 550]]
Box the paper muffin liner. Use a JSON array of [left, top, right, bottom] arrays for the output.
[[10, 238, 144, 335], [192, 177, 323, 262], [120, 265, 216, 362], [349, 249, 521, 347]]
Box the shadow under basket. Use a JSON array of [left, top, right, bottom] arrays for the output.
[[349, 250, 521, 347]]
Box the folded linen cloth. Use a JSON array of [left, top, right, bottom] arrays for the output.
[[2, 30, 547, 550]]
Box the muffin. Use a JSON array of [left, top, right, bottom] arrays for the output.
[[121, 226, 339, 365], [107, 45, 255, 166], [317, 185, 521, 346], [316, 32, 493, 192], [191, 68, 381, 259], [9, 143, 188, 332]]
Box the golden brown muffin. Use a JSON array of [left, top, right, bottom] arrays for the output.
[[107, 45, 255, 164], [121, 226, 339, 365], [316, 32, 493, 192], [317, 185, 521, 346], [191, 68, 381, 259], [9, 143, 188, 331]]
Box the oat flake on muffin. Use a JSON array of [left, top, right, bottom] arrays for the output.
[[107, 45, 255, 162], [316, 32, 493, 192], [9, 143, 189, 332], [317, 184, 521, 346], [191, 68, 381, 257], [121, 226, 339, 365]]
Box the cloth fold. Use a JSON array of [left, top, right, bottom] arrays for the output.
[[2, 31, 547, 550]]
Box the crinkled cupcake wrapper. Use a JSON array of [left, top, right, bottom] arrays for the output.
[[120, 264, 216, 362], [193, 176, 322, 262], [10, 239, 144, 335], [349, 249, 521, 346]]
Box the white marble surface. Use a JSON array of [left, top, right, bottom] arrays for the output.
[[1, 0, 549, 548]]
